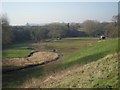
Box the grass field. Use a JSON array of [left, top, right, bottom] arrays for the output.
[[3, 37, 98, 58], [2, 38, 95, 58], [2, 37, 119, 88], [2, 43, 34, 58]]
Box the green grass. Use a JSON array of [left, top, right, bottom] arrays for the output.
[[48, 53, 118, 88], [2, 37, 119, 88], [31, 38, 98, 58], [3, 43, 34, 58], [2, 38, 97, 58], [64, 38, 118, 63], [3, 49, 33, 58]]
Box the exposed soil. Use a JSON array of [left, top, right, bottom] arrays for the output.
[[87, 42, 93, 46], [2, 51, 60, 72]]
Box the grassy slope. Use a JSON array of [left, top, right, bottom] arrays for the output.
[[2, 38, 119, 88], [34, 53, 118, 88]]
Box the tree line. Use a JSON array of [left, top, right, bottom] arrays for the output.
[[1, 15, 119, 48]]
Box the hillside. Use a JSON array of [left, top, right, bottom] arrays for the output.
[[3, 38, 119, 88], [22, 53, 119, 88]]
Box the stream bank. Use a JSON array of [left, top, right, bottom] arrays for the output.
[[3, 51, 63, 73]]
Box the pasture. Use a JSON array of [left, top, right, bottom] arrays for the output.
[[2, 37, 119, 88]]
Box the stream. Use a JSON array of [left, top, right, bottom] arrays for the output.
[[3, 53, 63, 73]]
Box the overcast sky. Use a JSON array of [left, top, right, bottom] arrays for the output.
[[2, 2, 118, 25]]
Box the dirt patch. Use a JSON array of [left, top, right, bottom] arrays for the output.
[[2, 52, 59, 72], [87, 42, 93, 46]]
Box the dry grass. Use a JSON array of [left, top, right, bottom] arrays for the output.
[[3, 52, 58, 72]]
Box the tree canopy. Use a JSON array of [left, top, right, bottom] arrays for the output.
[[2, 15, 119, 48]]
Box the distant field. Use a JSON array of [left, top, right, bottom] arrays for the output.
[[2, 37, 98, 58], [2, 37, 119, 88]]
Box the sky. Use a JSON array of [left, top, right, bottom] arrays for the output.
[[2, 2, 118, 25]]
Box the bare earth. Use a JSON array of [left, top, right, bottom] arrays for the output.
[[2, 52, 59, 72]]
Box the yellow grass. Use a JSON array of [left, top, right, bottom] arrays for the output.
[[3, 52, 58, 71]]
